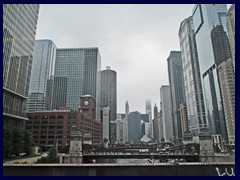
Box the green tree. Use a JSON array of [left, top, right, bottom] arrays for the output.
[[47, 147, 59, 163], [3, 127, 13, 158], [23, 130, 34, 156], [12, 128, 24, 156], [37, 147, 59, 164]]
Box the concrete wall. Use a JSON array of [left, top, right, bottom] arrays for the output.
[[4, 163, 235, 176]]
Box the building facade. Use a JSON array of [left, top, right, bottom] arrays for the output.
[[54, 48, 101, 119], [178, 16, 207, 139], [217, 58, 235, 144], [167, 51, 186, 144], [3, 4, 40, 128], [145, 100, 153, 138], [101, 107, 110, 141], [160, 85, 173, 142], [100, 66, 117, 122], [128, 111, 142, 143], [27, 40, 57, 112], [227, 4, 235, 72], [26, 96, 102, 150], [192, 4, 228, 140]]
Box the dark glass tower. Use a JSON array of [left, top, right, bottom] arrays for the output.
[[167, 51, 186, 144], [100, 66, 117, 122]]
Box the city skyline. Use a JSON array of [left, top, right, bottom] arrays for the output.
[[35, 4, 197, 113]]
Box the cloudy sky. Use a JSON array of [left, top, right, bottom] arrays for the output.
[[35, 4, 196, 114]]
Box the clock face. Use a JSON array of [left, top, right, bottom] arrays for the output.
[[84, 100, 89, 106]]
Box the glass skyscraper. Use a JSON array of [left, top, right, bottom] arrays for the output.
[[192, 4, 228, 140], [167, 51, 186, 144], [54, 48, 101, 119], [3, 4, 40, 128], [100, 66, 117, 122], [179, 16, 207, 140], [27, 40, 57, 111]]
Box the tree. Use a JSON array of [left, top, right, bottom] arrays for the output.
[[3, 127, 13, 158], [47, 147, 59, 163], [37, 147, 59, 164], [12, 128, 24, 156], [23, 130, 34, 156]]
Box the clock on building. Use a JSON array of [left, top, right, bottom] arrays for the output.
[[84, 100, 89, 106]]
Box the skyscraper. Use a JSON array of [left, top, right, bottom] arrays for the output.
[[124, 101, 129, 142], [167, 51, 186, 144], [27, 40, 57, 111], [192, 4, 228, 140], [3, 4, 40, 128], [153, 104, 160, 142], [227, 4, 235, 72], [128, 111, 142, 143], [100, 66, 117, 122], [178, 16, 207, 140], [160, 85, 174, 142], [211, 24, 235, 145], [53, 48, 101, 118], [145, 100, 153, 138], [101, 107, 110, 141]]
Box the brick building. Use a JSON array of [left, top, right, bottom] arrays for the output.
[[26, 95, 102, 151]]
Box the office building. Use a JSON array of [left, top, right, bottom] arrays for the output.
[[146, 100, 153, 138], [100, 66, 117, 122], [178, 16, 207, 139], [160, 85, 173, 142], [124, 101, 129, 142], [128, 111, 142, 143], [3, 4, 40, 128], [101, 107, 110, 141], [192, 4, 228, 140], [227, 4, 235, 72], [27, 40, 57, 111], [211, 24, 235, 145], [153, 104, 160, 142], [167, 51, 186, 144], [217, 58, 235, 144], [54, 48, 101, 117]]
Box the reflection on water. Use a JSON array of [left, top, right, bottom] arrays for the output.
[[96, 158, 150, 164]]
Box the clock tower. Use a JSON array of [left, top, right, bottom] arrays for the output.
[[80, 94, 96, 120]]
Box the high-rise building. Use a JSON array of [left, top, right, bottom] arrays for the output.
[[167, 51, 186, 144], [27, 40, 57, 112], [101, 107, 110, 141], [178, 16, 207, 139], [211, 23, 235, 145], [128, 111, 142, 143], [211, 25, 231, 66], [3, 4, 40, 128], [145, 100, 153, 138], [54, 48, 101, 118], [179, 103, 189, 135], [124, 101, 129, 142], [227, 4, 235, 72], [217, 58, 235, 144], [153, 104, 160, 142], [160, 85, 173, 142], [192, 4, 228, 140], [100, 66, 117, 122]]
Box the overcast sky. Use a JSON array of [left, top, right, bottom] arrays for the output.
[[35, 4, 201, 114]]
